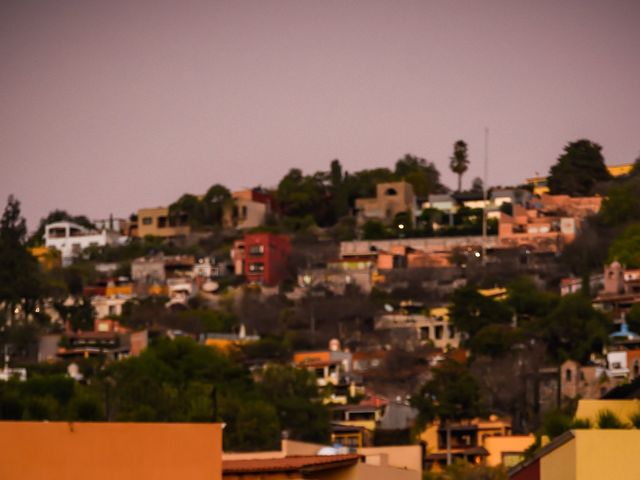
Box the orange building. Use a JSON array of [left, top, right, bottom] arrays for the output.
[[0, 421, 222, 480]]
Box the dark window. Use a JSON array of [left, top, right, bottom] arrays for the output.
[[435, 325, 443, 340], [142, 217, 153, 225], [385, 188, 397, 196], [248, 262, 264, 273], [565, 369, 572, 382]]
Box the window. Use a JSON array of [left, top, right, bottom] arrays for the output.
[[435, 325, 443, 340], [249, 245, 265, 256], [420, 326, 430, 340], [384, 188, 397, 196], [47, 227, 67, 238], [565, 369, 572, 382], [142, 217, 153, 225], [108, 305, 117, 316], [248, 262, 264, 273]]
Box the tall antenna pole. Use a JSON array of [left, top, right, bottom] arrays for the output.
[[482, 127, 489, 265]]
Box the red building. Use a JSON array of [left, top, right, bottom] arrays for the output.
[[234, 232, 291, 286]]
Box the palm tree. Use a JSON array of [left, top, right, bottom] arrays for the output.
[[450, 140, 469, 192]]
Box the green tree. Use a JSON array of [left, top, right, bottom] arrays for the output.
[[170, 194, 206, 228], [506, 276, 558, 323], [395, 154, 445, 197], [608, 224, 640, 267], [258, 364, 330, 443], [469, 324, 521, 358], [203, 184, 232, 225], [449, 286, 512, 337], [537, 293, 611, 363], [276, 169, 328, 226], [54, 298, 96, 331], [548, 139, 611, 196], [600, 176, 640, 226], [362, 220, 389, 240], [449, 140, 469, 193], [330, 159, 349, 219], [412, 359, 484, 430], [0, 196, 44, 325]]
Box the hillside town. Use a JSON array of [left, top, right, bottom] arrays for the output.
[[3, 139, 640, 479]]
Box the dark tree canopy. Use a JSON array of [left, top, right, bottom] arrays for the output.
[[449, 285, 512, 337], [548, 139, 611, 196], [537, 293, 611, 363], [0, 196, 44, 324], [412, 359, 484, 428], [395, 154, 446, 197]]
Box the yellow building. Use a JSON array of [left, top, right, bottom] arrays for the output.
[[607, 163, 634, 177], [509, 429, 640, 480], [478, 287, 508, 301], [420, 416, 521, 472], [526, 163, 633, 195], [526, 176, 550, 195], [29, 246, 61, 270], [136, 206, 191, 238], [573, 398, 640, 425]]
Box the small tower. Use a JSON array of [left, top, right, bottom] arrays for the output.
[[604, 261, 624, 295]]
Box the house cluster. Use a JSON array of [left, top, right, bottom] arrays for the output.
[[2, 398, 639, 479], [14, 173, 628, 477]]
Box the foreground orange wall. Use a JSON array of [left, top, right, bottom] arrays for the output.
[[0, 421, 222, 480]]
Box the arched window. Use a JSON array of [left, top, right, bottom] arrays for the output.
[[565, 369, 572, 382], [384, 188, 398, 196]]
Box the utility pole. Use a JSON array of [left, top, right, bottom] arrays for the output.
[[446, 418, 452, 466], [482, 127, 489, 266]]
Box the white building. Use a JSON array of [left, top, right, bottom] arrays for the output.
[[91, 295, 131, 319], [44, 221, 123, 265], [375, 306, 461, 349]]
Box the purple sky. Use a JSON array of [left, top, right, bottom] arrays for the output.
[[2, 0, 639, 230]]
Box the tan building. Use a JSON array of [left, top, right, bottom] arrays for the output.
[[136, 206, 191, 238], [498, 204, 576, 252], [223, 439, 421, 480], [559, 360, 620, 402], [355, 181, 416, 225], [224, 189, 274, 230], [0, 421, 222, 480]]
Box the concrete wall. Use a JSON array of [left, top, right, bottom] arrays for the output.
[[574, 430, 640, 480], [358, 445, 422, 473], [485, 435, 534, 467], [0, 421, 222, 480], [341, 236, 499, 257], [354, 462, 420, 480]]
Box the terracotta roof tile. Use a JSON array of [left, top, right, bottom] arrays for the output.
[[223, 454, 360, 474]]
